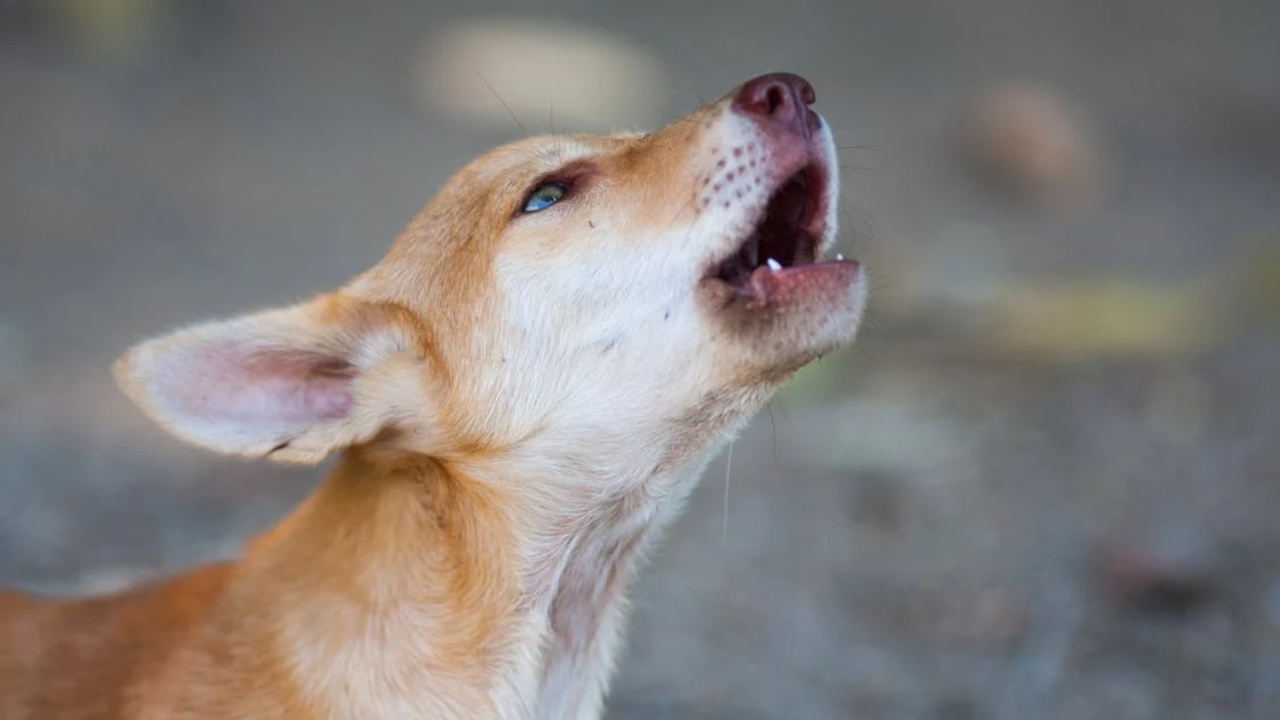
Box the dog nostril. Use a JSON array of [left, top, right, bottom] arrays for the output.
[[733, 72, 818, 136], [766, 86, 785, 115], [797, 80, 816, 105]]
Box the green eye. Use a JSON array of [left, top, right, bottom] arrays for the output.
[[522, 182, 567, 213]]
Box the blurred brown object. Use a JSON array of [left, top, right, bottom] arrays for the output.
[[1100, 525, 1227, 616], [964, 83, 1108, 215]]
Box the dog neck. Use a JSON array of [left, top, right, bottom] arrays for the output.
[[243, 427, 729, 720], [472, 421, 734, 719]]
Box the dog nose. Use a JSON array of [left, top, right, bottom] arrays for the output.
[[732, 73, 820, 137]]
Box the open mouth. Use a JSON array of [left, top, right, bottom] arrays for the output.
[[708, 163, 838, 301]]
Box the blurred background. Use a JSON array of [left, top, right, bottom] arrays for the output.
[[2, 0, 1278, 717]]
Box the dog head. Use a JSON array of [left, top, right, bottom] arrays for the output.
[[115, 73, 867, 477]]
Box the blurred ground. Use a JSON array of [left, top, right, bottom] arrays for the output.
[[2, 1, 1279, 718]]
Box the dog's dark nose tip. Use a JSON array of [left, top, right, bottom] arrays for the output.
[[732, 73, 820, 136]]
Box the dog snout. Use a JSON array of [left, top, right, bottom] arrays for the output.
[[731, 73, 821, 139]]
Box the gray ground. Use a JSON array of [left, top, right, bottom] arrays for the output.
[[2, 1, 1279, 718]]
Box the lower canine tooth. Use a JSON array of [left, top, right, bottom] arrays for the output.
[[836, 253, 845, 261], [766, 258, 782, 271]]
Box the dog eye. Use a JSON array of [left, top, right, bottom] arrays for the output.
[[522, 182, 567, 213]]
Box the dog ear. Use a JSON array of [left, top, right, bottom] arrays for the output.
[[114, 293, 435, 464]]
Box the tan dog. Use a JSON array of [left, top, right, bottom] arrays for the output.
[[0, 73, 867, 720]]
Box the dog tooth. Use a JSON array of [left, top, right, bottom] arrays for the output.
[[766, 258, 782, 271], [836, 253, 844, 261]]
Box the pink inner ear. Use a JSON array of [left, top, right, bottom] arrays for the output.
[[165, 343, 356, 433]]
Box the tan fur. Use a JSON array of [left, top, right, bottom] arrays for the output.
[[0, 75, 867, 719]]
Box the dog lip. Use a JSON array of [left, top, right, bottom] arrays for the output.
[[742, 257, 861, 299]]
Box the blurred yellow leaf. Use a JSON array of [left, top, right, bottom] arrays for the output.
[[987, 278, 1221, 361], [55, 0, 169, 61], [1239, 247, 1280, 322]]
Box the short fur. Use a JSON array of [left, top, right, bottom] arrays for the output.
[[0, 75, 867, 719]]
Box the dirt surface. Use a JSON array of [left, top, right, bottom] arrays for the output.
[[2, 1, 1278, 718]]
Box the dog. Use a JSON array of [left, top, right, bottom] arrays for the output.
[[0, 72, 867, 719]]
